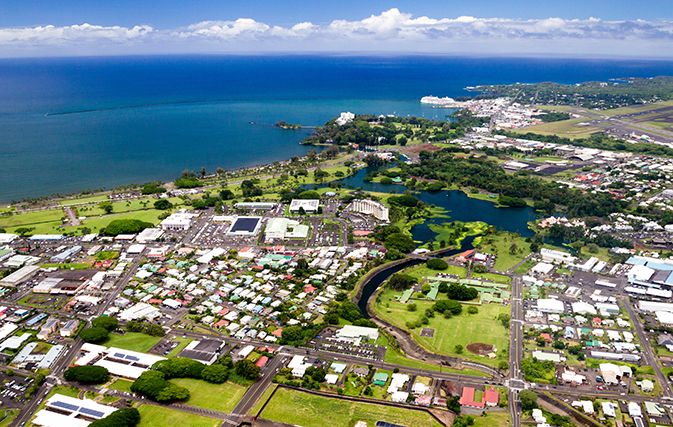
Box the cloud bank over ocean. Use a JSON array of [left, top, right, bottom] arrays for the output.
[[2, 9, 672, 57]]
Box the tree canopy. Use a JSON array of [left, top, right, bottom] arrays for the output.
[[101, 219, 154, 236], [89, 408, 140, 427], [79, 327, 109, 344], [92, 316, 118, 331], [130, 371, 190, 402], [64, 366, 110, 385]]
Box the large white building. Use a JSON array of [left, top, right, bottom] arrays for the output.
[[537, 298, 565, 314], [289, 199, 319, 213], [265, 218, 310, 240], [540, 248, 576, 265], [159, 211, 195, 231], [351, 199, 389, 222]]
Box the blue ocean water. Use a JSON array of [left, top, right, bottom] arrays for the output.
[[2, 55, 673, 203]]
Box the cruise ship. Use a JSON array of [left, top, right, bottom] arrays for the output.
[[420, 95, 455, 105]]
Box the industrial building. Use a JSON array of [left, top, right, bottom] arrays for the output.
[[179, 339, 225, 365], [136, 228, 164, 243], [0, 264, 41, 286]]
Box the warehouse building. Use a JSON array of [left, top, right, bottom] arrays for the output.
[[289, 199, 319, 213]]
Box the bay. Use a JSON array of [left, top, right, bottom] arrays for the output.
[[2, 55, 673, 202]]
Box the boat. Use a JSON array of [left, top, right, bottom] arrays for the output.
[[420, 96, 455, 105]]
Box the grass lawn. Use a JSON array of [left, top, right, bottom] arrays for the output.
[[374, 291, 509, 367], [511, 118, 601, 139], [248, 384, 277, 415], [63, 209, 164, 234], [0, 409, 19, 427], [599, 100, 673, 117], [171, 378, 247, 413], [472, 410, 510, 427], [479, 232, 532, 271], [58, 195, 110, 205], [137, 405, 220, 427], [379, 335, 486, 377], [109, 379, 134, 393], [0, 208, 65, 234], [471, 272, 511, 284], [514, 260, 536, 275], [167, 337, 194, 357], [260, 388, 442, 427], [105, 332, 161, 353]]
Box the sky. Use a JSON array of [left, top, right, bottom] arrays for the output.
[[1, 0, 673, 58]]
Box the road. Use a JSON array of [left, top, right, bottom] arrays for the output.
[[508, 276, 524, 427], [621, 296, 673, 398], [222, 351, 289, 425]]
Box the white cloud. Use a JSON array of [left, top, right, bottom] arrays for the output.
[[0, 23, 153, 45], [1, 9, 673, 56]]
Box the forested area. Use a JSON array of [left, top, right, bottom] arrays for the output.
[[402, 150, 628, 218], [301, 112, 489, 147]]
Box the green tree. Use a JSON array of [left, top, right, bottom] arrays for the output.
[[153, 199, 173, 210], [384, 233, 415, 253], [407, 303, 417, 312], [426, 259, 448, 270], [519, 390, 538, 410], [447, 395, 461, 414], [234, 359, 260, 381], [455, 344, 464, 354], [89, 408, 140, 427], [92, 316, 117, 331], [201, 364, 229, 384], [467, 306, 478, 314], [79, 327, 109, 343], [64, 366, 110, 385], [98, 201, 113, 214]]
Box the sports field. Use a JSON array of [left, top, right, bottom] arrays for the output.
[[260, 388, 442, 427]]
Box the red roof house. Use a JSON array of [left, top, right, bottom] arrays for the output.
[[483, 387, 499, 406]]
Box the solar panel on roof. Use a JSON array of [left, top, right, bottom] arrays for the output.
[[51, 401, 80, 412], [80, 407, 105, 418], [113, 353, 125, 358], [125, 355, 139, 361]]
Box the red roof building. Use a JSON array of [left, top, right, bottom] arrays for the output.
[[483, 387, 499, 406], [459, 387, 484, 408], [255, 356, 269, 368], [539, 333, 552, 342]]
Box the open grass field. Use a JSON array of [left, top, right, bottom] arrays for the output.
[[376, 334, 488, 377], [0, 209, 65, 234], [478, 232, 532, 272], [472, 410, 510, 427], [58, 195, 110, 205], [105, 332, 161, 353], [511, 118, 602, 139], [171, 378, 247, 413], [137, 405, 220, 427], [260, 388, 442, 427], [471, 272, 511, 284], [373, 290, 509, 366], [402, 263, 466, 283], [109, 379, 134, 393]]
